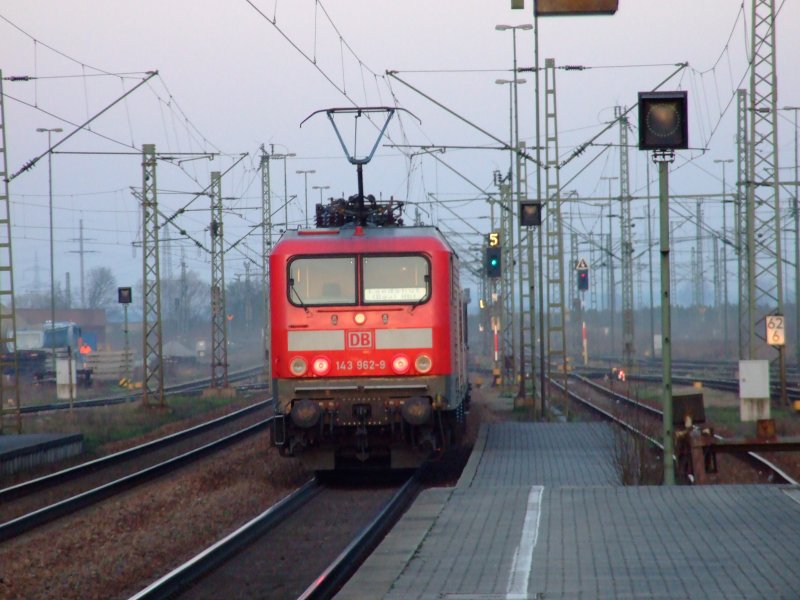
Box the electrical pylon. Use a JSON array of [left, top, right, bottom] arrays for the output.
[[694, 201, 704, 307], [141, 143, 165, 407], [498, 176, 516, 391], [260, 149, 272, 383], [0, 71, 21, 433], [544, 58, 567, 403], [209, 171, 229, 389], [746, 0, 785, 401], [736, 88, 749, 360], [617, 106, 635, 369], [517, 140, 536, 405]]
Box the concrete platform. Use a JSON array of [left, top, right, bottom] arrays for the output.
[[0, 432, 83, 477], [337, 422, 800, 599]]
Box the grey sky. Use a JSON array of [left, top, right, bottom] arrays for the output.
[[1, 1, 798, 301]]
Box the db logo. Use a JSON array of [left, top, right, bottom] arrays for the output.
[[347, 330, 373, 349]]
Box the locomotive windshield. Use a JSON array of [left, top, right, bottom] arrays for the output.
[[287, 254, 430, 306], [288, 256, 357, 305], [362, 255, 429, 304]]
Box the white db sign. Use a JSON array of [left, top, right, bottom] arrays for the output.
[[766, 315, 785, 346]]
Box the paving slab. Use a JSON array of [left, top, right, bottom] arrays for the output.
[[337, 422, 800, 599]]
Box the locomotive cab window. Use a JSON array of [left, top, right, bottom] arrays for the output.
[[288, 256, 356, 305], [362, 255, 430, 304]]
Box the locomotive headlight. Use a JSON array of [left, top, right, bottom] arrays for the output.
[[414, 354, 432, 374], [401, 396, 431, 426], [289, 356, 308, 376], [354, 312, 367, 325], [291, 399, 321, 428], [391, 354, 410, 374], [311, 355, 331, 376]]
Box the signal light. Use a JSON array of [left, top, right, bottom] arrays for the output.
[[289, 356, 308, 376], [415, 354, 433, 374], [311, 356, 331, 376], [486, 246, 502, 278], [520, 201, 542, 226], [638, 91, 689, 150], [392, 355, 410, 374], [577, 268, 589, 291]]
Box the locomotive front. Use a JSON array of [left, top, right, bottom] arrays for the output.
[[269, 224, 467, 471]]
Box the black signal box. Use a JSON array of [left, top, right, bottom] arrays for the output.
[[577, 268, 589, 291], [638, 91, 689, 150], [486, 247, 502, 278], [520, 201, 542, 226], [118, 287, 133, 304]]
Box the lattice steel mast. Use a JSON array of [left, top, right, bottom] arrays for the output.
[[209, 171, 229, 389], [617, 107, 635, 368], [544, 58, 567, 403], [141, 144, 165, 407], [517, 140, 536, 406], [747, 0, 785, 400], [0, 71, 21, 433], [737, 88, 749, 360], [498, 176, 516, 391], [261, 149, 272, 383]]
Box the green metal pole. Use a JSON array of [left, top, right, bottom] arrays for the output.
[[659, 157, 675, 485], [123, 303, 130, 383]]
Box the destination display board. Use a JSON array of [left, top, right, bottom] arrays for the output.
[[535, 0, 618, 15]]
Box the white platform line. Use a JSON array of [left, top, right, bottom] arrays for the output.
[[505, 485, 544, 600]]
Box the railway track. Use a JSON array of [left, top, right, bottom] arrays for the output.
[[555, 374, 799, 485], [0, 399, 273, 541], [130, 475, 420, 600], [583, 356, 800, 402], [18, 364, 266, 415]]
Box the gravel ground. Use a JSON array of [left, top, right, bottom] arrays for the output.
[[0, 379, 495, 599], [4, 374, 787, 599], [0, 435, 309, 600]]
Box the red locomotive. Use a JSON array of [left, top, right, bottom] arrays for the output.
[[269, 197, 469, 470]]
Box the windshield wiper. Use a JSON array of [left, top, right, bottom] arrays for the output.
[[288, 279, 310, 314], [408, 276, 431, 313]]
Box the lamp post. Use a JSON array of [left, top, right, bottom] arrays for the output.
[[312, 185, 330, 226], [497, 23, 532, 405], [36, 127, 63, 377], [296, 169, 316, 228], [714, 158, 734, 351], [780, 107, 799, 361]]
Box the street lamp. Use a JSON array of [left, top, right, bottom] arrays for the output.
[[714, 158, 734, 350], [497, 23, 532, 406], [312, 185, 330, 226], [36, 126, 63, 377], [296, 169, 316, 228]]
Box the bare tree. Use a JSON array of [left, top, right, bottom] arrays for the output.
[[86, 266, 117, 309]]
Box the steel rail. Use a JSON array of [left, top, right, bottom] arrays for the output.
[[19, 365, 264, 414], [0, 399, 271, 502], [296, 474, 421, 600], [128, 480, 320, 600], [566, 373, 799, 485], [0, 417, 272, 542]]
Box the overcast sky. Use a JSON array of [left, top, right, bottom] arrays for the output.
[[1, 0, 798, 304]]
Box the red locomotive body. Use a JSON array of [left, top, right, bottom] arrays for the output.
[[269, 223, 469, 470]]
